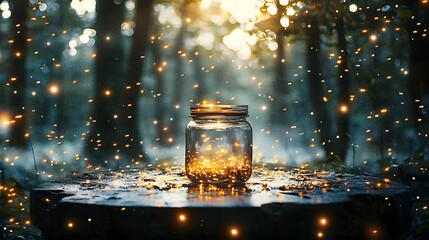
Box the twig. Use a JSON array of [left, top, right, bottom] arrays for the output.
[[28, 134, 39, 185]]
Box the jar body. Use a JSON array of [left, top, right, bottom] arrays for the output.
[[185, 118, 252, 184]]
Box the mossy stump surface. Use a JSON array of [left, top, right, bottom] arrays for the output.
[[31, 166, 411, 239]]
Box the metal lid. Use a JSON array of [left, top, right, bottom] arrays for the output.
[[190, 104, 248, 117]]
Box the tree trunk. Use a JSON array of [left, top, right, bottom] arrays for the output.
[[403, 1, 429, 139], [51, 2, 70, 139], [31, 2, 70, 140], [270, 2, 289, 126], [86, 0, 125, 167], [152, 29, 169, 146], [305, 18, 334, 158], [9, 0, 29, 147], [169, 2, 188, 139], [120, 0, 154, 161], [335, 13, 351, 162], [271, 29, 288, 126]]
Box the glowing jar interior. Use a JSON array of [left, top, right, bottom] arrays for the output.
[[185, 105, 252, 184]]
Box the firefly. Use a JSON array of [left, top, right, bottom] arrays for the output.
[[49, 85, 59, 94], [230, 227, 239, 237]]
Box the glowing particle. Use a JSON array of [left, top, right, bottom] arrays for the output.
[[106, 36, 110, 40], [286, 7, 295, 16], [67, 222, 74, 228], [280, 16, 290, 28], [230, 228, 239, 236], [15, 52, 21, 57], [50, 85, 59, 94], [349, 4, 358, 12], [320, 218, 327, 225], [340, 105, 348, 113], [370, 34, 377, 42], [186, 18, 191, 23], [267, 5, 277, 15], [178, 214, 186, 222], [105, 90, 111, 96], [317, 232, 323, 238]]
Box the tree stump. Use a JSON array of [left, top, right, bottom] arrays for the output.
[[31, 166, 411, 239]]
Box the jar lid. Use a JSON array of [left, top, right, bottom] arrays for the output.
[[190, 104, 248, 117]]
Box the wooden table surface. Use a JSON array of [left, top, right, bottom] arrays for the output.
[[31, 166, 411, 239]]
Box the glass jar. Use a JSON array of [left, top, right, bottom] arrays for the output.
[[185, 105, 252, 184]]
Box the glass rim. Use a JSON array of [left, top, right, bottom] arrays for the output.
[[190, 104, 248, 117]]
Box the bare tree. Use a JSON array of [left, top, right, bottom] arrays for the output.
[[86, 0, 125, 166], [335, 7, 351, 161], [120, 0, 155, 161], [9, 0, 29, 147]]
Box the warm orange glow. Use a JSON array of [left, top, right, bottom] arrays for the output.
[[230, 227, 239, 236], [320, 218, 327, 225], [105, 90, 111, 96], [317, 232, 324, 238], [201, 101, 214, 107], [0, 112, 11, 126], [49, 85, 59, 94], [178, 214, 186, 222], [67, 222, 74, 228], [340, 105, 348, 113], [370, 34, 377, 42], [15, 52, 21, 57]]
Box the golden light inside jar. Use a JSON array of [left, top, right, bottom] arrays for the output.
[[186, 105, 252, 184]]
